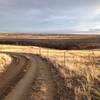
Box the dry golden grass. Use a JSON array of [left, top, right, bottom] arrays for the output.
[[45, 51, 100, 100], [0, 44, 100, 99], [37, 48, 100, 100], [0, 53, 12, 73]]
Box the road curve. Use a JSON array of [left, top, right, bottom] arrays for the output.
[[0, 53, 57, 100], [4, 55, 38, 100], [0, 54, 28, 98]]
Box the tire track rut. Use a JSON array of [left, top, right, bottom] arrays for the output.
[[0, 54, 29, 99], [29, 56, 57, 100], [4, 55, 38, 100]]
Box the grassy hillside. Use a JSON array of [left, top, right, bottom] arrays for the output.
[[0, 45, 100, 99]]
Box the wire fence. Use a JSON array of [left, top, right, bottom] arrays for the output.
[[35, 47, 100, 69], [0, 45, 100, 69]]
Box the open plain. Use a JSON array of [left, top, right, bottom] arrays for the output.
[[0, 34, 100, 100]]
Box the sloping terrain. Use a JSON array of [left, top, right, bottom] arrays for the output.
[[0, 45, 100, 100]]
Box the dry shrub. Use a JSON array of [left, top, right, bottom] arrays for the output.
[[0, 53, 12, 73], [55, 51, 100, 100], [43, 50, 100, 100]]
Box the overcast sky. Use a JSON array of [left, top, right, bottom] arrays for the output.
[[0, 0, 100, 33]]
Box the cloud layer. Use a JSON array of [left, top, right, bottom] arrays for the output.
[[0, 0, 100, 33]]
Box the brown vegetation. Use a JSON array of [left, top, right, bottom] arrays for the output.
[[0, 34, 100, 50], [0, 34, 100, 100], [0, 44, 100, 100]]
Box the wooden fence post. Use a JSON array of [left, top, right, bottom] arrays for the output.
[[47, 49, 49, 57], [39, 47, 41, 55], [64, 51, 66, 67]]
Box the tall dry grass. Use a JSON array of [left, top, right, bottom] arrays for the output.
[[0, 53, 12, 73], [0, 45, 100, 99], [46, 50, 100, 100]]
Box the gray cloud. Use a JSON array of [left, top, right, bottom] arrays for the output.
[[0, 0, 100, 33], [0, 0, 100, 10], [89, 28, 100, 32]]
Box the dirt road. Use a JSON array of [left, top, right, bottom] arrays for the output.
[[0, 53, 57, 100]]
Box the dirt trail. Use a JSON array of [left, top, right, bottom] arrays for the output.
[[0, 55, 27, 98], [0, 53, 57, 100], [29, 56, 56, 100], [3, 55, 38, 100]]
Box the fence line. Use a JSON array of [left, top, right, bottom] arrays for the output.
[[36, 47, 99, 68]]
